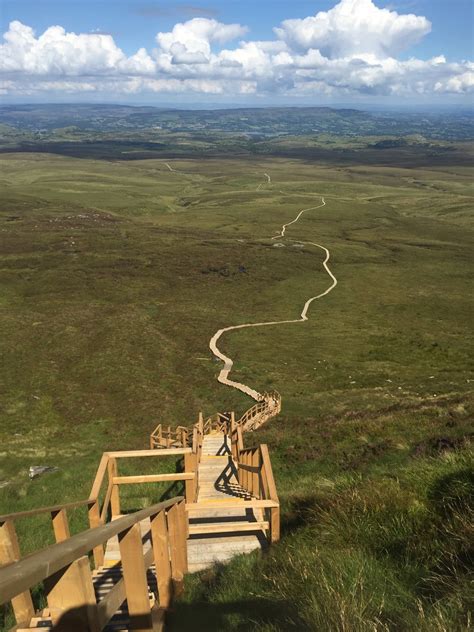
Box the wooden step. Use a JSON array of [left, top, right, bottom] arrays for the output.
[[189, 521, 269, 535]]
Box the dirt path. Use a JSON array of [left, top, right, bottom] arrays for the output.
[[209, 195, 338, 401]]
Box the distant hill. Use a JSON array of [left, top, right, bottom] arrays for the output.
[[0, 103, 472, 140]]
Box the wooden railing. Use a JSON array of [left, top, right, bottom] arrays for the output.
[[237, 391, 281, 432], [1, 497, 187, 631], [0, 446, 194, 629], [2, 394, 281, 630], [150, 392, 280, 451], [237, 444, 280, 542]]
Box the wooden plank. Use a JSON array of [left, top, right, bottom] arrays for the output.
[[237, 463, 260, 474], [259, 445, 279, 502], [260, 460, 270, 500], [186, 499, 278, 511], [184, 453, 196, 503], [177, 501, 188, 574], [108, 458, 120, 518], [150, 512, 172, 609], [0, 497, 183, 605], [189, 521, 269, 534], [118, 524, 153, 631], [166, 505, 184, 594], [100, 479, 114, 524], [0, 520, 34, 626], [270, 507, 280, 543], [106, 448, 191, 458], [113, 473, 194, 485], [237, 427, 244, 454], [45, 555, 100, 632], [252, 450, 260, 500], [51, 509, 70, 543], [96, 577, 126, 630], [88, 501, 104, 568], [259, 445, 280, 542], [88, 454, 110, 501], [0, 499, 92, 524]]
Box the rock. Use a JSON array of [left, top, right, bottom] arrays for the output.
[[272, 243, 285, 248], [29, 465, 59, 480]]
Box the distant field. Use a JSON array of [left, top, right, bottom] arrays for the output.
[[1, 147, 473, 630]]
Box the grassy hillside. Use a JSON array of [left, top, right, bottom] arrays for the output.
[[1, 147, 472, 629]]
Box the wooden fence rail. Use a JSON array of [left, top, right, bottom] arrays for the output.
[[2, 394, 281, 630], [1, 497, 186, 631]]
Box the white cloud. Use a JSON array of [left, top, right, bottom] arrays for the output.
[[0, 2, 472, 100], [0, 20, 126, 75], [156, 17, 247, 65], [274, 0, 431, 59]]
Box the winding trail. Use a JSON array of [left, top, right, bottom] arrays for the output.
[[209, 194, 338, 401]]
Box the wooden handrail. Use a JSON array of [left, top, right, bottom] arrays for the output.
[[259, 444, 279, 502], [89, 453, 110, 501], [0, 499, 93, 524], [0, 496, 183, 605]]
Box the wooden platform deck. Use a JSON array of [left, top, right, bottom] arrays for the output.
[[101, 433, 266, 576], [187, 432, 267, 572]]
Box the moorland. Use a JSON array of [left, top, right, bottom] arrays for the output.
[[0, 106, 473, 630]]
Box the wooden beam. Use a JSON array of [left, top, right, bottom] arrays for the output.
[[183, 453, 196, 503], [108, 458, 120, 518], [118, 524, 153, 631], [51, 509, 70, 543], [0, 520, 34, 626], [189, 521, 269, 535], [0, 499, 92, 524], [88, 501, 104, 568], [177, 501, 188, 574], [259, 445, 279, 502], [150, 512, 172, 609], [0, 497, 183, 605], [252, 450, 260, 500], [106, 448, 191, 458], [186, 499, 278, 511], [100, 479, 114, 524], [113, 473, 194, 485], [167, 504, 185, 595], [88, 454, 110, 501], [96, 577, 126, 630], [44, 555, 100, 632]]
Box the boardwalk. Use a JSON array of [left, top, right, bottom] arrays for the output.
[[187, 432, 267, 572]]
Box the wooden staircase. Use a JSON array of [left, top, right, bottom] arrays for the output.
[[187, 432, 267, 572], [1, 396, 280, 631]]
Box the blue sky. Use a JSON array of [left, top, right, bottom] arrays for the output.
[[1, 0, 473, 105]]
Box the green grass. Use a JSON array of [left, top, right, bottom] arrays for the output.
[[1, 146, 473, 630]]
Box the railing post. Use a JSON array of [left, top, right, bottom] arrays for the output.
[[184, 452, 196, 503], [118, 523, 154, 631], [150, 511, 172, 609], [88, 501, 105, 568], [177, 499, 188, 571], [270, 506, 280, 543], [252, 449, 260, 499], [108, 457, 121, 517], [0, 520, 35, 626], [51, 508, 70, 543], [230, 412, 238, 460], [167, 503, 187, 595], [45, 555, 100, 632]]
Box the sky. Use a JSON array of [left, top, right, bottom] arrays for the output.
[[1, 0, 473, 106]]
